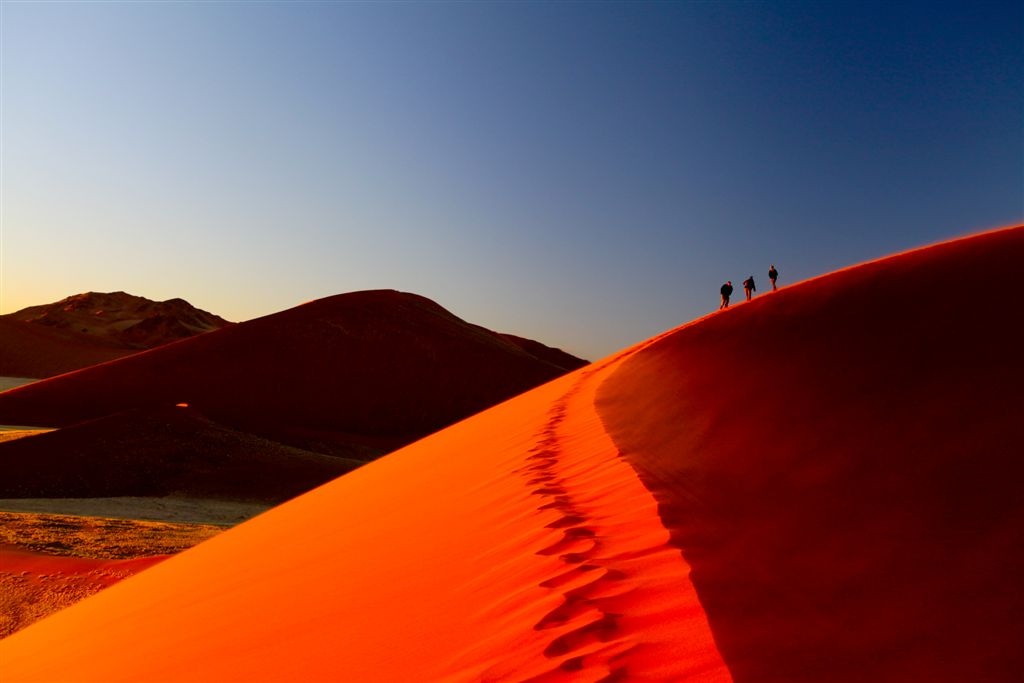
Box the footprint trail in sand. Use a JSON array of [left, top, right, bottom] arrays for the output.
[[507, 361, 732, 682]]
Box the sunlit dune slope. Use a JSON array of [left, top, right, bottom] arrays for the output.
[[0, 341, 726, 681], [0, 290, 586, 457], [597, 224, 1024, 681], [2, 226, 1020, 681], [0, 405, 360, 504]]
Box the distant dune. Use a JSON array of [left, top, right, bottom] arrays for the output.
[[2, 226, 1020, 680], [1, 292, 230, 378], [0, 290, 587, 458]]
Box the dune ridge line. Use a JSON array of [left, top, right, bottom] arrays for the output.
[[453, 354, 732, 681], [0, 344, 728, 681]]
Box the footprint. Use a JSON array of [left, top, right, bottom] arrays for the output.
[[543, 613, 620, 657], [537, 532, 597, 557], [539, 564, 602, 589], [544, 515, 586, 529]]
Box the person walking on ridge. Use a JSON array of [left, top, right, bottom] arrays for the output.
[[743, 276, 756, 301], [768, 264, 779, 291], [720, 281, 733, 309]]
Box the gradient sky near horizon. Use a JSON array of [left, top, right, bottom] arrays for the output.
[[2, 1, 1021, 360]]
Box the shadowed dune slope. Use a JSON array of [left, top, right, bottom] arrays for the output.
[[597, 224, 1024, 681], [498, 333, 590, 373], [1, 227, 1019, 681], [0, 290, 586, 454], [0, 318, 128, 379], [0, 406, 360, 504]]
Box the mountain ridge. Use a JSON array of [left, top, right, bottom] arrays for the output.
[[1, 292, 231, 378], [7, 291, 231, 348]]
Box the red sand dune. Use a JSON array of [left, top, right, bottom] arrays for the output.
[[597, 224, 1024, 681], [0, 290, 586, 458], [1, 226, 1021, 681]]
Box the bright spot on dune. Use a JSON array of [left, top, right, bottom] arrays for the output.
[[175, 403, 189, 408]]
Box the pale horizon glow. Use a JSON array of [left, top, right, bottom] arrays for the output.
[[2, 1, 1021, 359]]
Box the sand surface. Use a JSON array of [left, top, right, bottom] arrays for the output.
[[0, 501, 262, 637], [1, 547, 168, 640], [0, 510, 224, 638], [595, 224, 1024, 681], [0, 344, 728, 681]]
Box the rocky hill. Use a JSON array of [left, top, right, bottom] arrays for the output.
[[7, 291, 230, 349]]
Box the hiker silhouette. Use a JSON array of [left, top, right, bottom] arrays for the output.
[[720, 281, 733, 309], [769, 264, 779, 291], [743, 276, 756, 301]]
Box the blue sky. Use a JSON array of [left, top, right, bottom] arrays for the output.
[[2, 1, 1020, 359]]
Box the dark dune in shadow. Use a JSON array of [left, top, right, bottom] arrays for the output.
[[0, 405, 359, 504], [0, 290, 586, 459], [0, 318, 128, 380]]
